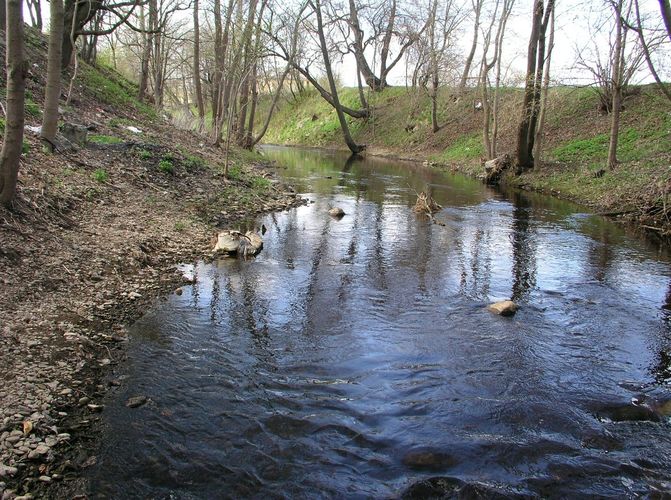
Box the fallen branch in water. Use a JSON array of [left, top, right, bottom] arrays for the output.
[[413, 191, 446, 226]]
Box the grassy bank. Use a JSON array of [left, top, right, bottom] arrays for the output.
[[258, 85, 671, 233]]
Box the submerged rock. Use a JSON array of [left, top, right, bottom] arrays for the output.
[[487, 300, 518, 316], [402, 449, 457, 470], [329, 207, 345, 217], [126, 396, 148, 409]]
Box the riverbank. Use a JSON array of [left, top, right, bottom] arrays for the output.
[[0, 37, 303, 499], [257, 85, 671, 236]]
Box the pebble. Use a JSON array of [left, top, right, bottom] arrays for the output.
[[0, 465, 17, 478]]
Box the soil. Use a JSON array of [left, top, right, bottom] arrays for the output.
[[0, 57, 304, 499]]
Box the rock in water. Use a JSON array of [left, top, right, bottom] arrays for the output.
[[244, 231, 264, 254], [126, 396, 148, 408], [487, 300, 518, 316], [329, 207, 345, 217], [213, 230, 263, 257], [213, 230, 243, 254]]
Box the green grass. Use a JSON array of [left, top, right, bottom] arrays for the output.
[[158, 159, 174, 174], [182, 153, 206, 170], [92, 168, 109, 183], [251, 176, 271, 190], [89, 134, 123, 144], [226, 164, 242, 181], [433, 134, 484, 162], [80, 63, 157, 119], [136, 148, 153, 160]]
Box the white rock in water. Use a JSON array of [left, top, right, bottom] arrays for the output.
[[487, 300, 518, 316], [213, 231, 242, 254], [329, 207, 345, 217]]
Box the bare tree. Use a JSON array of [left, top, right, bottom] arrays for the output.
[[533, 5, 554, 162], [607, 0, 628, 170], [660, 0, 671, 39], [26, 0, 43, 30], [459, 0, 484, 92], [0, 0, 27, 207], [193, 0, 205, 130], [515, 0, 554, 172], [312, 0, 363, 153], [479, 0, 514, 159], [347, 0, 426, 91], [42, 0, 66, 152]]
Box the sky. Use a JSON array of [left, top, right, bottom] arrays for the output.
[[332, 0, 669, 88]]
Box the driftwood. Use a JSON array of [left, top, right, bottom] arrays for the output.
[[413, 191, 446, 226], [483, 154, 511, 185]]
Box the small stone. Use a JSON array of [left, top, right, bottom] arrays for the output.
[[174, 287, 183, 296], [128, 292, 142, 300], [126, 396, 148, 409], [487, 300, 518, 316], [87, 404, 104, 412], [0, 465, 18, 478], [38, 476, 51, 483], [34, 444, 49, 455], [328, 207, 345, 217]]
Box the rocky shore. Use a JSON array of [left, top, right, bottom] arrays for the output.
[[0, 112, 304, 498]]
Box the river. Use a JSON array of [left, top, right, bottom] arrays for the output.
[[88, 146, 671, 498]]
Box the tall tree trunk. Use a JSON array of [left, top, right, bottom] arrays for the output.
[[515, 0, 553, 172], [138, 4, 151, 100], [314, 0, 363, 154], [459, 0, 483, 92], [660, 0, 671, 40], [211, 0, 223, 132], [348, 0, 383, 90], [534, 7, 554, 162], [193, 0, 205, 131], [608, 0, 624, 170], [41, 0, 65, 152], [0, 0, 5, 33], [0, 0, 26, 207]]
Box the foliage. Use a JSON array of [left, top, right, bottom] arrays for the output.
[[79, 63, 157, 119], [251, 176, 271, 190], [159, 158, 174, 174], [92, 168, 109, 183]]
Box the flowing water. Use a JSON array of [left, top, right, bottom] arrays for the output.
[[88, 146, 671, 498]]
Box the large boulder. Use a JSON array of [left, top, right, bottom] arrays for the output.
[[329, 207, 345, 217]]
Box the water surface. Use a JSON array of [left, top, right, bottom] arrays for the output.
[[89, 146, 671, 498]]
